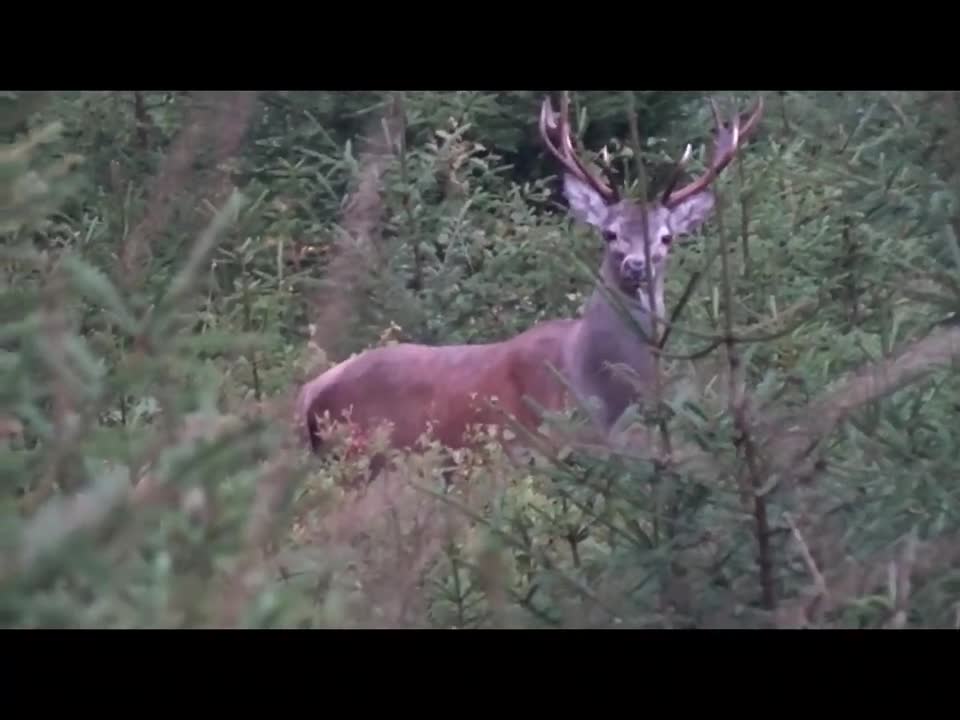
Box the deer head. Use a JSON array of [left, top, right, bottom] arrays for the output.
[[540, 93, 764, 310]]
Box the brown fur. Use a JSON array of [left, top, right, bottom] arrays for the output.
[[298, 319, 576, 455]]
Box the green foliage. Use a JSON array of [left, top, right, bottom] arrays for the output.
[[2, 90, 959, 627]]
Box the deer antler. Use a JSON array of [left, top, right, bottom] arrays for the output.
[[661, 95, 764, 208], [540, 92, 620, 203], [659, 142, 694, 202]]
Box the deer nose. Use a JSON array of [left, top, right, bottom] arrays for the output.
[[622, 256, 646, 279]]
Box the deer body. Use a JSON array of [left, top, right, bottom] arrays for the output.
[[298, 319, 574, 452], [297, 277, 661, 455], [297, 93, 764, 466]]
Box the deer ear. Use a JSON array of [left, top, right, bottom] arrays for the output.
[[563, 174, 608, 228], [667, 191, 716, 237]]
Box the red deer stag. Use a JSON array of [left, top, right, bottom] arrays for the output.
[[296, 92, 764, 470]]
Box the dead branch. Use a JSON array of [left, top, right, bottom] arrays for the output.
[[119, 91, 259, 290], [306, 96, 405, 356], [775, 529, 960, 628], [758, 321, 960, 484]]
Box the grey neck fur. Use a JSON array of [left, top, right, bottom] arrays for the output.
[[565, 263, 665, 430]]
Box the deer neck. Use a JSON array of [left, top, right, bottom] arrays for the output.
[[566, 270, 664, 430]]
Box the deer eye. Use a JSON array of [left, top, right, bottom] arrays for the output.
[[602, 230, 617, 243], [661, 234, 673, 245]]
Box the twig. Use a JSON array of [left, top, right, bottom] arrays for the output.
[[784, 511, 827, 598], [776, 530, 960, 629]]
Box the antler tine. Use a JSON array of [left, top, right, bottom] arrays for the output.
[[709, 97, 723, 130], [660, 142, 693, 203], [662, 95, 765, 208], [595, 153, 622, 203], [539, 92, 619, 202], [539, 96, 585, 184]]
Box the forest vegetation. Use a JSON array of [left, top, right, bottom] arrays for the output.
[[2, 90, 959, 628]]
